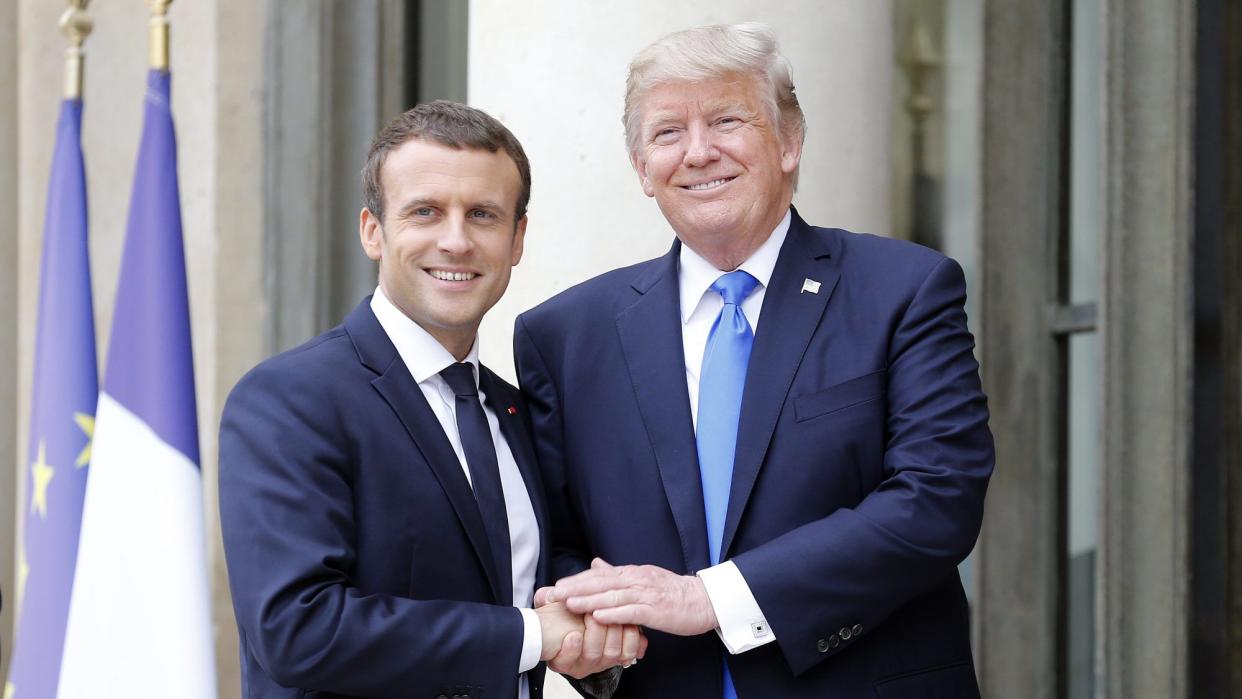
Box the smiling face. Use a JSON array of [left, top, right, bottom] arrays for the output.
[[632, 74, 802, 270], [359, 138, 526, 359]]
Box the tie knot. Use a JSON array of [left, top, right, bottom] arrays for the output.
[[711, 270, 759, 306], [440, 362, 478, 397]]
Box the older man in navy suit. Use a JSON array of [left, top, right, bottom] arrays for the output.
[[519, 24, 994, 698], [219, 102, 641, 699]]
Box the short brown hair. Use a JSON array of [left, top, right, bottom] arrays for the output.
[[361, 100, 532, 224]]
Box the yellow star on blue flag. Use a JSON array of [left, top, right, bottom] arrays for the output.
[[74, 412, 94, 467], [30, 442, 54, 520]]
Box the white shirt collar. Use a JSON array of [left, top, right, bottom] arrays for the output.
[[677, 209, 791, 324], [369, 286, 480, 386]]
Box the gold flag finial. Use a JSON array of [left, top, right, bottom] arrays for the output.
[[59, 0, 93, 99], [147, 0, 172, 70]]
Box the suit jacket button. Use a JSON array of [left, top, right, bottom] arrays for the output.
[[816, 638, 830, 653], [829, 634, 840, 648], [852, 623, 863, 637], [839, 626, 852, 640]]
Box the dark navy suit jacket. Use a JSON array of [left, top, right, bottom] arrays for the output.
[[220, 300, 550, 699], [514, 210, 994, 698]]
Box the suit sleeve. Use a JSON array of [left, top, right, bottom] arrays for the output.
[[514, 315, 593, 583], [218, 363, 524, 697], [731, 256, 995, 676]]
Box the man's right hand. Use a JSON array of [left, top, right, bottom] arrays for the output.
[[535, 601, 586, 661], [535, 586, 647, 678]]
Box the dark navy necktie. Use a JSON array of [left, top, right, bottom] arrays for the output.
[[441, 362, 513, 605], [696, 270, 759, 699]]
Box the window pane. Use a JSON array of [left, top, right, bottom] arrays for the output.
[[1067, 330, 1101, 699], [1070, 0, 1103, 305], [1066, 1, 1103, 696]]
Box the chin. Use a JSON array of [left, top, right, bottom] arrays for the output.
[[684, 213, 744, 238]]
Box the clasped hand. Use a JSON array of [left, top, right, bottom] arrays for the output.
[[534, 558, 719, 677], [533, 598, 645, 678]]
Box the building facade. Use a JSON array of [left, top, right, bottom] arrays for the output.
[[1, 1, 1238, 697]]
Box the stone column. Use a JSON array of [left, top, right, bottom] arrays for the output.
[[973, 3, 1067, 697], [467, 0, 894, 383], [1099, 1, 1196, 696]]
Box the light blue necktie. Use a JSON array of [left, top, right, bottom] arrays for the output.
[[696, 270, 759, 699]]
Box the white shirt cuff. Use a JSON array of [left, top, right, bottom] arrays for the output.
[[697, 560, 775, 654], [518, 607, 543, 673]]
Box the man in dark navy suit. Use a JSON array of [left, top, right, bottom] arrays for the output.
[[219, 101, 640, 699], [519, 24, 995, 698]]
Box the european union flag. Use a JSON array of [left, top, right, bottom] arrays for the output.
[[56, 69, 216, 698], [5, 98, 98, 698]]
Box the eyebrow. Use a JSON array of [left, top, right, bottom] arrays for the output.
[[702, 99, 754, 117], [644, 100, 753, 127], [471, 200, 507, 213], [644, 110, 682, 125]]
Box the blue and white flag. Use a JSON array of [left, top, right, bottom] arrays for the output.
[[5, 96, 97, 699], [56, 69, 216, 698]]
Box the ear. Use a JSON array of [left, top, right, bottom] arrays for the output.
[[780, 133, 804, 175], [632, 151, 656, 198], [510, 215, 528, 266], [359, 207, 383, 261]]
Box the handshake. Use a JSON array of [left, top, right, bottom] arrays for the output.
[[530, 558, 722, 678]]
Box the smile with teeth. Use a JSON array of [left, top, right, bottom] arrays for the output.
[[428, 269, 477, 282], [683, 177, 735, 191]]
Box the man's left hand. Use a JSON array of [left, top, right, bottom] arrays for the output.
[[545, 558, 719, 636]]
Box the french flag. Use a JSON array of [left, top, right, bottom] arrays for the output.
[[56, 69, 216, 698]]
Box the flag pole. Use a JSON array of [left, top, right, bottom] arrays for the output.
[[147, 0, 171, 71], [59, 0, 91, 99]]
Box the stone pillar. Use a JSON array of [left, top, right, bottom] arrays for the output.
[[1099, 1, 1196, 696], [974, 2, 1066, 697], [467, 1, 894, 383]]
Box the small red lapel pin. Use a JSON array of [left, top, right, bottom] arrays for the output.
[[507, 406, 518, 415]]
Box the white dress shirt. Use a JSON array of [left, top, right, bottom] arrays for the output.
[[371, 288, 543, 694], [682, 209, 791, 655]]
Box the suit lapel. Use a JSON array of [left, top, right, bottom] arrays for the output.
[[615, 245, 712, 573], [480, 367, 552, 589], [345, 301, 507, 604], [720, 213, 840, 559]]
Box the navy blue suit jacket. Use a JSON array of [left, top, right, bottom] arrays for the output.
[[220, 300, 551, 699], [514, 211, 994, 697]]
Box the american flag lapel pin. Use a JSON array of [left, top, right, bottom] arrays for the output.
[[507, 406, 518, 415], [801, 278, 821, 294]]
